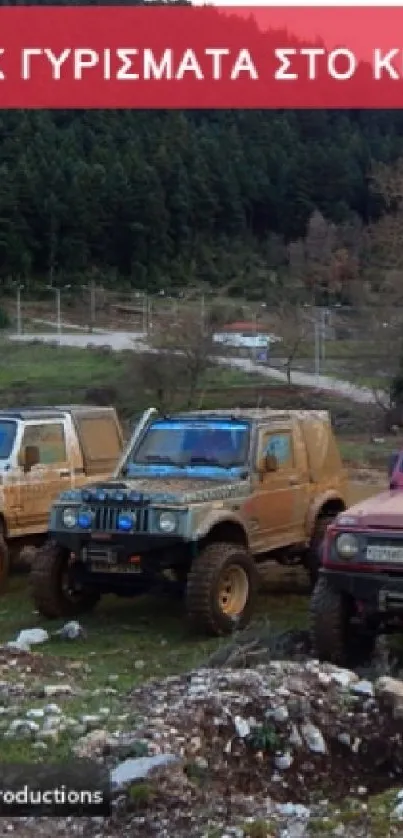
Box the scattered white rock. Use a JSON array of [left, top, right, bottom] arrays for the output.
[[110, 754, 180, 789], [54, 621, 85, 640], [9, 628, 49, 651], [300, 722, 326, 754], [351, 680, 374, 697], [273, 705, 289, 723], [44, 703, 62, 715], [26, 708, 45, 719], [275, 750, 293, 770], [74, 728, 116, 758], [330, 668, 358, 689], [43, 684, 72, 697], [393, 802, 403, 820], [234, 715, 250, 738]]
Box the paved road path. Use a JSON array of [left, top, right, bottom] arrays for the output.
[[10, 330, 381, 405]]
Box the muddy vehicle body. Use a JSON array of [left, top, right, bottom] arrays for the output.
[[311, 448, 403, 665], [0, 405, 123, 588], [31, 406, 350, 635]]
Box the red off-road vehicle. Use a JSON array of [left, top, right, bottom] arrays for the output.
[[310, 449, 403, 665]]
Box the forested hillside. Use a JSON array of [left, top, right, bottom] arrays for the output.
[[2, 108, 402, 295], [1, 0, 403, 294]]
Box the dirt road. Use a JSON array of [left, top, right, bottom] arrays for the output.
[[10, 330, 380, 405]]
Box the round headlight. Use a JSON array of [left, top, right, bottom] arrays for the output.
[[117, 513, 136, 532], [158, 511, 177, 534], [77, 508, 94, 529], [336, 532, 359, 559], [62, 508, 77, 528]]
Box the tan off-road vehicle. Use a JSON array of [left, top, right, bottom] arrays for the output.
[[31, 407, 355, 635], [0, 405, 123, 589]]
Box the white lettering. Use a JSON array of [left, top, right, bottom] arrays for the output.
[[143, 48, 171, 80], [117, 48, 138, 80], [176, 48, 203, 80], [205, 48, 229, 80], [0, 49, 5, 81], [373, 48, 399, 80], [328, 48, 356, 80], [300, 48, 325, 80], [103, 48, 111, 81], [22, 48, 42, 80], [74, 49, 99, 80], [274, 48, 297, 80], [44, 48, 71, 80], [231, 48, 258, 80]]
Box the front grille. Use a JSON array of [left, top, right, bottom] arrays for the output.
[[90, 505, 149, 533]]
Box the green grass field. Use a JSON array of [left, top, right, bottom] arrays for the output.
[[0, 340, 274, 411], [0, 569, 308, 763]]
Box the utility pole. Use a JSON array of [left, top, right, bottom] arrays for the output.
[[321, 308, 326, 363], [47, 284, 70, 336], [200, 294, 205, 334], [142, 293, 147, 335], [56, 288, 61, 336], [16, 285, 23, 335], [314, 312, 320, 379], [90, 282, 96, 331]]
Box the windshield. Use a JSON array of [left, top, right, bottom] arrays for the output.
[[124, 418, 250, 477], [0, 420, 17, 459]]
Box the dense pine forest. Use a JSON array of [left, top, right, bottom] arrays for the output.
[[0, 4, 402, 295], [1, 108, 401, 295]]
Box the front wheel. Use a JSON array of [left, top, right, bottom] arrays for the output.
[[310, 576, 376, 666], [185, 542, 258, 636], [306, 514, 336, 588], [30, 540, 100, 619]]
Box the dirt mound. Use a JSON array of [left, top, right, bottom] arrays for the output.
[[126, 661, 403, 803]]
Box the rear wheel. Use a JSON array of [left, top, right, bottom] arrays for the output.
[[185, 542, 258, 636], [30, 540, 100, 619]]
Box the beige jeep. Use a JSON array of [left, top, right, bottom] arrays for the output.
[[31, 407, 357, 635], [0, 405, 123, 589]]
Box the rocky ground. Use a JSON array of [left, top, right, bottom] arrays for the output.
[[0, 630, 403, 836]]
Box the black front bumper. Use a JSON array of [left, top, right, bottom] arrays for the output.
[[51, 530, 186, 556], [321, 567, 403, 611]]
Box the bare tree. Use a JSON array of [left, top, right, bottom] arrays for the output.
[[130, 300, 217, 412], [129, 351, 190, 414], [271, 301, 311, 385]]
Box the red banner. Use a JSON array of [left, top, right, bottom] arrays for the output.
[[0, 6, 401, 108]]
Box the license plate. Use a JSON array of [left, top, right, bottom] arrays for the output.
[[90, 561, 142, 574], [366, 545, 403, 563]]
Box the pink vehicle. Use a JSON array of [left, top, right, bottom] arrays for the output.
[[310, 448, 403, 666]]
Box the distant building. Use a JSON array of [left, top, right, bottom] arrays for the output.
[[213, 321, 281, 352]]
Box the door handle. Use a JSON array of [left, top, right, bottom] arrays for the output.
[[59, 469, 70, 477], [289, 477, 299, 485]]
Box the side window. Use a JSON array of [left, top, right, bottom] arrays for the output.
[[21, 423, 67, 465], [261, 432, 293, 469]]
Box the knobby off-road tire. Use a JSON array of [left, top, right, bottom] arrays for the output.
[[310, 576, 349, 665], [0, 535, 10, 595], [185, 542, 258, 636], [306, 515, 336, 589], [30, 539, 100, 619], [310, 575, 377, 667]]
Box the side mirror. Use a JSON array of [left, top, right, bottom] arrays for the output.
[[18, 445, 40, 472], [257, 453, 278, 475]]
